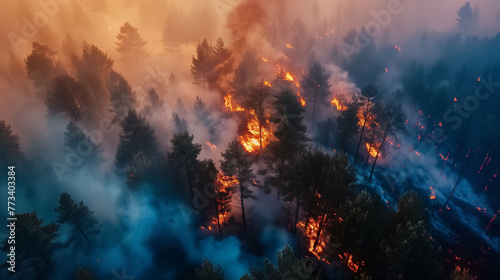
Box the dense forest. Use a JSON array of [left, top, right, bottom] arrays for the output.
[[0, 0, 499, 279]]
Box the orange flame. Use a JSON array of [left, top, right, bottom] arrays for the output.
[[240, 110, 271, 153], [331, 97, 347, 111], [300, 217, 328, 261], [285, 72, 294, 81], [206, 141, 217, 151], [264, 81, 272, 87], [366, 142, 381, 158], [286, 43, 293, 49], [262, 57, 268, 62], [297, 93, 306, 106], [339, 253, 363, 273], [224, 95, 245, 112]]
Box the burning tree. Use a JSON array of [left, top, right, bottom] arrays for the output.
[[115, 22, 147, 70], [354, 84, 379, 164], [337, 95, 361, 150], [328, 190, 389, 275], [220, 140, 256, 231], [300, 60, 331, 127], [368, 91, 407, 182], [244, 81, 273, 154]]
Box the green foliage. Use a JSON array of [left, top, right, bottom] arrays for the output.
[[381, 221, 441, 280], [191, 38, 215, 90], [394, 190, 430, 227], [0, 120, 21, 164], [46, 75, 90, 120], [1, 212, 59, 280], [115, 109, 157, 168], [300, 60, 331, 123], [107, 70, 137, 122], [25, 42, 63, 91], [54, 192, 101, 252], [115, 22, 147, 66], [195, 258, 224, 280]]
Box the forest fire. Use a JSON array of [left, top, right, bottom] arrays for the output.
[[297, 93, 306, 106], [285, 72, 294, 81], [331, 97, 347, 111], [338, 253, 363, 273], [240, 111, 271, 153], [224, 95, 245, 112], [264, 80, 272, 87], [300, 217, 329, 261], [366, 142, 381, 158]]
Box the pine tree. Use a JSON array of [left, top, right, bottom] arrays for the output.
[[220, 140, 256, 231], [64, 121, 104, 175], [170, 112, 188, 134], [191, 38, 215, 90], [368, 91, 407, 181], [147, 87, 164, 109], [25, 42, 63, 93], [115, 22, 147, 69], [245, 82, 273, 153], [300, 60, 331, 126], [54, 193, 101, 252], [0, 121, 21, 164], [115, 109, 158, 168], [107, 70, 137, 123], [231, 51, 260, 104], [1, 212, 59, 280], [353, 84, 379, 164], [211, 38, 234, 89], [168, 132, 202, 205], [337, 95, 361, 150], [192, 96, 216, 135], [46, 75, 90, 121], [72, 42, 114, 119], [195, 258, 224, 280]]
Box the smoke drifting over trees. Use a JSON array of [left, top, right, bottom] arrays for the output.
[[0, 0, 499, 279]]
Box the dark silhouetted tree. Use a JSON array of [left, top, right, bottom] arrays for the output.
[[337, 96, 361, 150], [220, 140, 256, 231], [0, 121, 21, 164], [300, 60, 331, 126], [64, 121, 104, 176], [211, 38, 234, 89], [147, 87, 164, 109], [170, 112, 188, 134], [456, 2, 474, 34], [231, 51, 260, 104], [1, 212, 59, 280], [195, 258, 224, 280], [25, 42, 63, 93], [381, 221, 441, 280], [368, 91, 407, 181], [54, 193, 101, 252], [72, 42, 114, 119], [115, 110, 157, 168], [191, 38, 215, 90], [107, 70, 137, 123], [394, 190, 429, 227], [46, 75, 90, 121], [168, 132, 202, 205], [115, 22, 147, 69], [74, 268, 95, 280], [192, 96, 216, 135]]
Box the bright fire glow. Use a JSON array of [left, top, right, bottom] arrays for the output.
[[224, 95, 245, 112], [285, 72, 294, 81], [264, 80, 271, 87], [338, 253, 363, 273], [261, 57, 268, 62], [331, 97, 347, 111], [206, 141, 217, 150], [297, 93, 306, 106], [240, 110, 271, 153], [299, 217, 328, 261], [286, 43, 293, 49], [366, 142, 381, 158]]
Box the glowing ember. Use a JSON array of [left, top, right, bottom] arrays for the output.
[[263, 80, 272, 87], [206, 141, 217, 150], [285, 72, 294, 81], [224, 95, 245, 112], [240, 110, 272, 153], [297, 93, 306, 106], [454, 97, 457, 102], [331, 97, 347, 111], [430, 196, 436, 200], [300, 217, 329, 261], [286, 43, 293, 49], [261, 57, 268, 62], [385, 68, 389, 72], [394, 45, 402, 51], [366, 142, 381, 158], [338, 253, 363, 273]]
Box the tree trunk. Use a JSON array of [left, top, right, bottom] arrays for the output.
[[365, 124, 378, 166], [354, 100, 371, 164], [214, 197, 223, 236], [69, 207, 91, 247], [185, 156, 194, 206], [442, 172, 464, 210], [293, 188, 301, 237], [238, 169, 247, 231], [304, 183, 317, 230], [368, 129, 388, 182]]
